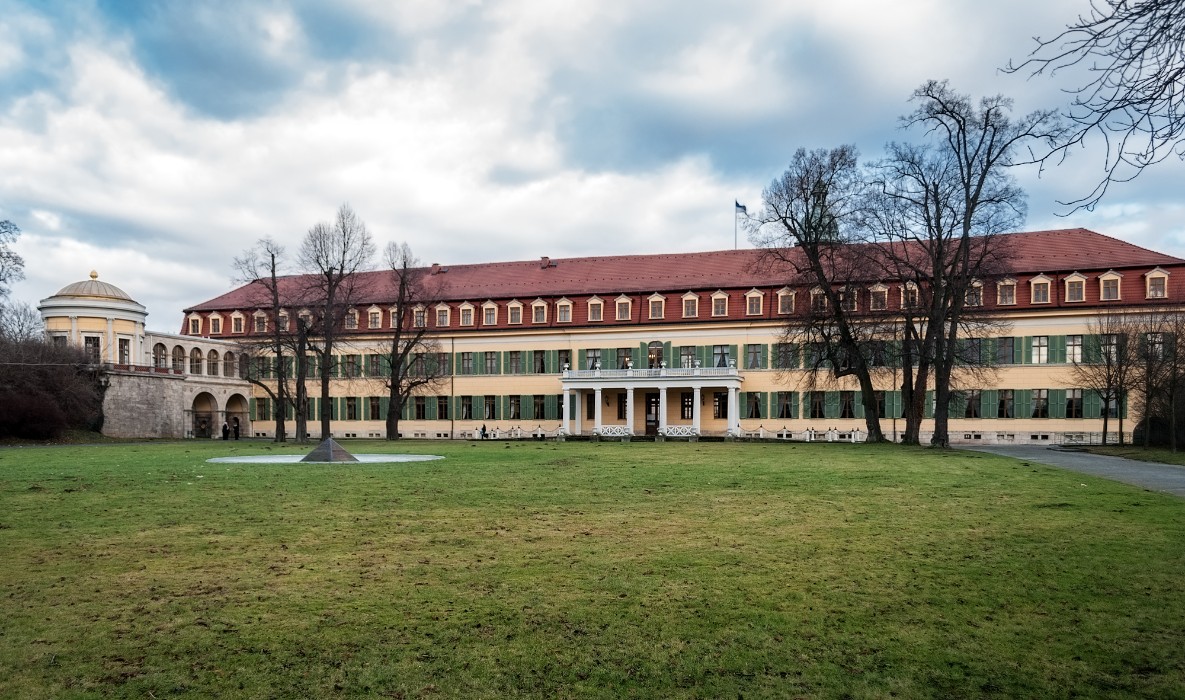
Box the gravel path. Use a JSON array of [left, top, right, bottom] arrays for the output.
[[962, 445, 1185, 498]]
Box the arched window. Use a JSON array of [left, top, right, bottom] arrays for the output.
[[153, 343, 168, 368], [223, 352, 236, 378], [171, 346, 185, 372], [207, 350, 220, 376], [190, 348, 204, 374], [648, 341, 665, 368]]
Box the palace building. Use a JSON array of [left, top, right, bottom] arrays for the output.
[[174, 228, 1184, 445]]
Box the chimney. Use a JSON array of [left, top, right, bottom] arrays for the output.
[[540, 256, 550, 269], [430, 263, 440, 275]]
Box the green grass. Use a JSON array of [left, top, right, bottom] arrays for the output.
[[2, 440, 1183, 699], [1086, 445, 1185, 467]]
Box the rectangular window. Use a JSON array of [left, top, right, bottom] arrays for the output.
[[436, 309, 448, 327], [484, 352, 498, 374], [839, 391, 855, 419], [998, 389, 1014, 418], [369, 396, 381, 419], [557, 304, 571, 322], [616, 300, 630, 320], [965, 286, 983, 307], [460, 352, 473, 375], [998, 283, 1016, 305], [870, 289, 887, 311], [712, 297, 727, 316], [713, 345, 730, 368], [1032, 282, 1050, 304], [617, 394, 627, 420], [254, 316, 267, 333], [747, 394, 762, 419], [211, 318, 222, 334], [1147, 332, 1165, 359], [713, 392, 727, 419], [508, 396, 521, 420], [509, 351, 522, 374], [1066, 389, 1083, 418], [680, 346, 696, 368], [410, 353, 425, 377], [1067, 280, 1084, 302], [189, 318, 200, 334], [84, 336, 101, 363], [346, 397, 358, 421], [533, 305, 546, 323], [1102, 278, 1120, 300], [344, 313, 357, 329], [777, 392, 795, 419], [811, 292, 827, 314], [588, 302, 603, 322], [838, 291, 856, 312], [773, 343, 795, 369], [558, 349, 570, 370], [484, 396, 496, 420], [1149, 277, 1167, 298], [586, 393, 595, 420], [509, 306, 522, 324], [411, 396, 425, 420], [964, 391, 981, 418], [1067, 335, 1083, 363], [616, 347, 632, 369], [683, 298, 697, 318], [484, 307, 497, 325], [996, 337, 1015, 365], [1105, 395, 1120, 418], [232, 317, 243, 333], [369, 311, 382, 328], [533, 395, 545, 420], [1032, 336, 1049, 364], [581, 348, 600, 370], [461, 396, 473, 420], [902, 287, 919, 308], [345, 355, 359, 377], [435, 352, 449, 376], [461, 308, 474, 326], [809, 391, 825, 419], [118, 338, 130, 364], [533, 351, 546, 373], [747, 295, 762, 315], [778, 294, 794, 314], [1032, 389, 1049, 418], [746, 344, 762, 369], [650, 299, 663, 319], [256, 398, 271, 421], [278, 315, 289, 332], [1102, 334, 1119, 363], [875, 390, 888, 418], [435, 396, 449, 420], [681, 392, 693, 419]]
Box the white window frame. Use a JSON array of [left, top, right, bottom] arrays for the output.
[[681, 292, 699, 318], [1029, 274, 1052, 304], [745, 289, 763, 316], [997, 278, 1017, 306], [1099, 270, 1123, 301], [532, 299, 548, 324], [615, 295, 632, 321], [648, 293, 665, 320], [1146, 267, 1169, 299], [507, 301, 523, 325], [1064, 273, 1087, 303], [556, 298, 573, 323], [711, 291, 729, 317], [587, 297, 603, 322], [777, 287, 795, 314], [459, 303, 475, 327], [868, 284, 888, 311], [482, 302, 498, 326], [188, 315, 202, 335], [209, 313, 223, 335], [435, 304, 450, 327]]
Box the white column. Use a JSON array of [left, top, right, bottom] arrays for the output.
[[70, 316, 78, 344], [728, 386, 740, 436], [562, 388, 571, 435], [625, 387, 635, 436], [574, 390, 582, 435], [106, 317, 115, 362], [692, 386, 701, 434], [658, 388, 668, 435], [594, 387, 603, 434]]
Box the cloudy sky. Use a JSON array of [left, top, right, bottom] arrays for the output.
[[2, 0, 1182, 331]]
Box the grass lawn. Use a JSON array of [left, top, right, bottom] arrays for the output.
[[1, 440, 1183, 699], [1086, 445, 1185, 468]]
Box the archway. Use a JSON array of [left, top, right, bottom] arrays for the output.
[[225, 393, 250, 440], [191, 392, 218, 438]]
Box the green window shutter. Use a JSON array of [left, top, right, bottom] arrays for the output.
[[854, 394, 865, 419], [739, 392, 748, 417], [759, 344, 769, 369], [790, 391, 800, 419], [362, 396, 371, 420], [1015, 339, 1025, 365], [824, 391, 840, 419], [1085, 390, 1101, 418], [426, 396, 437, 420], [249, 399, 257, 420], [544, 349, 556, 374], [1015, 390, 1032, 419], [379, 396, 390, 420], [789, 343, 801, 369], [639, 342, 649, 365], [502, 395, 512, 420], [951, 392, 967, 417], [545, 394, 558, 420], [1084, 335, 1101, 364], [729, 344, 739, 367], [1051, 336, 1067, 364], [924, 390, 935, 419], [1022, 337, 1033, 364], [697, 345, 710, 368], [454, 353, 464, 374], [664, 341, 674, 368], [761, 392, 770, 419], [1121, 391, 1128, 419], [577, 350, 587, 370], [981, 390, 997, 419], [982, 338, 996, 366], [1050, 389, 1067, 418], [520, 394, 531, 419]]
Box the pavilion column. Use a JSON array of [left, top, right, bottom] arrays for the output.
[[658, 388, 668, 435], [625, 387, 635, 436], [728, 386, 740, 436], [573, 391, 582, 435], [692, 386, 702, 434], [594, 387, 603, 435], [562, 388, 571, 435], [106, 317, 115, 362]]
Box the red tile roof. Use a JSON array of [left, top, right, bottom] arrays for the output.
[[186, 228, 1183, 313]]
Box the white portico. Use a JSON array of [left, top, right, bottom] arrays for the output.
[[560, 362, 743, 437]]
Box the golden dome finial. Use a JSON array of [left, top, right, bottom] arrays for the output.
[[89, 270, 98, 280]]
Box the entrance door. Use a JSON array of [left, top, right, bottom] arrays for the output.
[[645, 393, 660, 436]]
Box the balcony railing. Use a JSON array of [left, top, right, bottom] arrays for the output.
[[563, 364, 740, 380]]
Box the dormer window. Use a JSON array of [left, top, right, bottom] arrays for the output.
[[648, 293, 665, 320], [810, 287, 828, 313], [482, 302, 498, 326], [254, 312, 268, 333], [1029, 275, 1052, 304], [682, 292, 699, 318], [188, 316, 201, 335], [1146, 268, 1169, 299], [997, 278, 1017, 305], [1064, 273, 1087, 303], [209, 314, 223, 334], [507, 301, 523, 325], [435, 304, 450, 327], [901, 282, 919, 309], [777, 288, 795, 314], [587, 297, 603, 322], [556, 298, 572, 323], [413, 306, 427, 328], [711, 291, 729, 317], [231, 313, 245, 333], [368, 306, 383, 328], [745, 289, 763, 316], [615, 295, 632, 321], [869, 284, 888, 311], [344, 310, 359, 329], [965, 281, 983, 307], [532, 299, 548, 323], [1099, 271, 1123, 301]]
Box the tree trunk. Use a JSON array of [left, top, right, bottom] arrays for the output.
[[386, 395, 403, 440]]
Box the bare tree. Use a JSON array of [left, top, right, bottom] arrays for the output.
[[1131, 310, 1175, 447], [0, 219, 24, 298], [234, 238, 298, 442], [299, 204, 375, 440], [0, 300, 44, 342], [1007, 0, 1185, 209], [1071, 313, 1138, 445], [751, 146, 887, 442], [868, 81, 1066, 447], [382, 243, 448, 440]]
